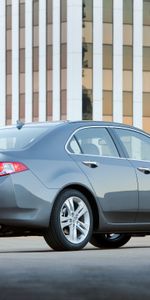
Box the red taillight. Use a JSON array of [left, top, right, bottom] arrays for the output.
[[0, 162, 28, 176]]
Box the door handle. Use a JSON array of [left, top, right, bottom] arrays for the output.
[[137, 167, 150, 175], [82, 161, 98, 169]]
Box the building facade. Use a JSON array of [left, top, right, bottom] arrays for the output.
[[0, 0, 150, 131]]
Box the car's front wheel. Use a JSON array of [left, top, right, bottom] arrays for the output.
[[90, 233, 131, 249], [44, 189, 93, 251]]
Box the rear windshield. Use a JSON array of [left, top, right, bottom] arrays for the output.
[[0, 127, 50, 150]]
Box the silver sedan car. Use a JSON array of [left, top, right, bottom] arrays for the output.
[[0, 120, 150, 251]]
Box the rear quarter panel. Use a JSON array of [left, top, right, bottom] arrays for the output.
[[20, 125, 95, 191]]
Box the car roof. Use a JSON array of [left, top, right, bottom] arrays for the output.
[[66, 121, 143, 132], [0, 120, 145, 134], [67, 120, 131, 128]]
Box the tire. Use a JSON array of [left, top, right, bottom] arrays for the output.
[[44, 189, 93, 251], [90, 233, 131, 249]]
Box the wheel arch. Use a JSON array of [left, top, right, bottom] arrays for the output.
[[55, 184, 99, 231]]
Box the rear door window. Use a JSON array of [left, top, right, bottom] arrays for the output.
[[68, 127, 119, 157]]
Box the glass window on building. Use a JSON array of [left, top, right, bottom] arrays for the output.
[[6, 50, 12, 75], [123, 46, 133, 70], [33, 26, 39, 47], [103, 23, 113, 44], [143, 47, 150, 71], [103, 70, 113, 91], [143, 93, 150, 117], [82, 89, 93, 120], [33, 92, 39, 121], [20, 74, 25, 95], [143, 72, 150, 93], [143, 0, 150, 26], [7, 0, 11, 4], [123, 92, 133, 116], [33, 0, 39, 26], [6, 95, 12, 125], [46, 0, 53, 121], [32, 0, 39, 121], [83, 22, 92, 43], [19, 49, 25, 73], [60, 90, 67, 120], [61, 23, 67, 43], [47, 71, 52, 92], [123, 0, 133, 126], [61, 44, 67, 69], [61, 0, 67, 22], [103, 45, 113, 69], [103, 0, 113, 122], [123, 24, 133, 45], [103, 91, 113, 116], [83, 0, 93, 22], [143, 26, 150, 47], [82, 0, 93, 120], [82, 43, 93, 68], [33, 47, 39, 72], [60, 0, 67, 120], [19, 3, 25, 28], [6, 30, 12, 50], [19, 0, 25, 121], [19, 94, 25, 120], [47, 45, 52, 70], [123, 0, 133, 24], [46, 91, 52, 121], [143, 1, 150, 132], [83, 69, 93, 90], [7, 75, 12, 95], [47, 0, 52, 24], [103, 0, 113, 23], [6, 5, 12, 30], [123, 71, 133, 91], [6, 1, 12, 125]]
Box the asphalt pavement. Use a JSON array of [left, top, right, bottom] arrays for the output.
[[0, 236, 150, 299]]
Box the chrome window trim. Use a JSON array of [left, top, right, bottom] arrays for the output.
[[65, 125, 150, 161], [113, 126, 150, 139], [114, 126, 150, 162], [65, 125, 120, 159]]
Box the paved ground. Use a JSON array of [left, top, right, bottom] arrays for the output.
[[0, 236, 150, 299]]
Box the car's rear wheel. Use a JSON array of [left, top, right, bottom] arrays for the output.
[[44, 189, 93, 251], [90, 233, 131, 249]]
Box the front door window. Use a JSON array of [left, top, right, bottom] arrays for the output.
[[115, 128, 150, 161]]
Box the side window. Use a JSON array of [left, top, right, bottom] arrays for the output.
[[71, 127, 119, 157], [115, 129, 150, 161], [67, 136, 81, 154]]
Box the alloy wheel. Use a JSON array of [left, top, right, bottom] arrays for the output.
[[60, 196, 90, 244]]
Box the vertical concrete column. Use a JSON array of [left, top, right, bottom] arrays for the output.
[[53, 0, 60, 120], [0, 1, 6, 125], [39, 0, 46, 121], [113, 0, 123, 123], [133, 0, 143, 129], [67, 0, 82, 120], [25, 0, 33, 123], [93, 0, 103, 121], [12, 0, 19, 124]]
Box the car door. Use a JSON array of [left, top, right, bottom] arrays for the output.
[[67, 126, 138, 223], [114, 128, 150, 223]]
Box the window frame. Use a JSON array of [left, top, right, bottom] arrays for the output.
[[114, 127, 150, 162], [65, 126, 121, 158]]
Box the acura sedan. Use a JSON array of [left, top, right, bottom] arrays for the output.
[[0, 120, 150, 251]]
